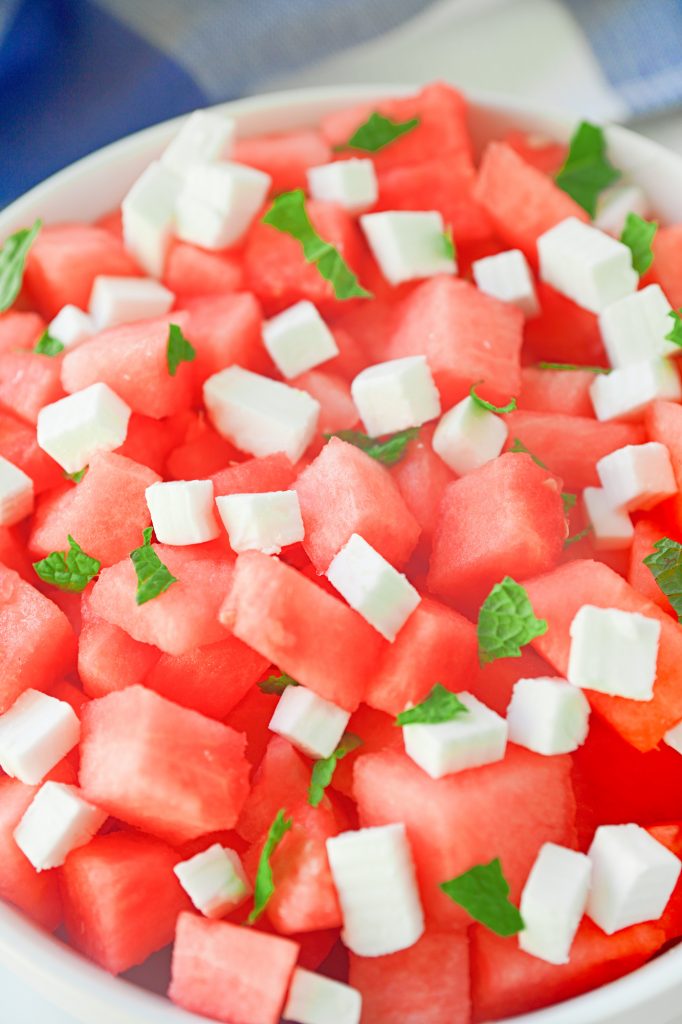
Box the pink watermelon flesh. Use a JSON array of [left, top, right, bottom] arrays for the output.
[[184, 292, 268, 387], [519, 366, 596, 418], [391, 429, 455, 541], [211, 452, 296, 497], [162, 239, 244, 300], [0, 410, 64, 493], [77, 603, 160, 698], [237, 736, 312, 844], [0, 351, 65, 424], [232, 129, 332, 193], [0, 311, 45, 354]]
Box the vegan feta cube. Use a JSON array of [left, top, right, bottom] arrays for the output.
[[582, 486, 634, 550], [175, 161, 272, 250], [351, 356, 441, 437], [263, 301, 339, 380], [360, 210, 456, 286], [537, 217, 638, 314], [14, 782, 106, 871], [567, 605, 661, 702], [204, 366, 320, 464], [37, 382, 131, 475], [596, 441, 678, 512], [432, 395, 508, 475], [589, 359, 681, 422], [173, 843, 251, 918], [307, 158, 378, 215], [269, 685, 351, 760], [595, 183, 649, 237], [160, 109, 235, 175], [326, 533, 421, 641], [215, 490, 304, 555], [587, 824, 681, 934], [402, 691, 508, 778], [0, 689, 80, 785], [121, 160, 183, 277], [519, 843, 592, 964], [506, 677, 590, 756], [599, 285, 677, 368], [145, 480, 220, 546], [88, 276, 174, 331], [284, 968, 362, 1024], [472, 249, 539, 317], [326, 823, 424, 957], [0, 456, 33, 526], [48, 305, 94, 349]]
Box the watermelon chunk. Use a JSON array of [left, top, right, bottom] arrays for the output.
[[628, 519, 676, 615], [0, 525, 32, 580], [118, 410, 193, 475], [79, 686, 251, 844], [331, 704, 403, 800], [391, 428, 455, 541], [470, 645, 553, 717], [524, 281, 607, 367], [165, 422, 239, 480], [237, 736, 312, 843], [184, 292, 268, 386], [225, 687, 280, 770], [292, 370, 359, 438], [212, 452, 296, 497], [648, 823, 682, 940], [0, 410, 63, 493], [233, 129, 332, 193], [648, 225, 682, 307], [502, 129, 567, 175], [0, 311, 45, 354], [646, 399, 682, 529], [519, 366, 596, 418], [162, 239, 244, 300], [0, 351, 64, 423], [77, 604, 160, 698]]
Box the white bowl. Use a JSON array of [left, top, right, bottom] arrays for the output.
[[1, 85, 682, 1024]]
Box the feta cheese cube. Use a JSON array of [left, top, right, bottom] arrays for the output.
[[402, 691, 507, 778], [203, 366, 320, 463], [0, 456, 33, 526], [599, 285, 677, 368], [519, 843, 591, 964], [173, 843, 251, 918], [88, 276, 174, 331], [284, 968, 362, 1024], [145, 480, 220, 546], [583, 486, 634, 550], [48, 305, 94, 350], [269, 685, 350, 760], [506, 677, 590, 756], [587, 824, 681, 934], [665, 719, 682, 757], [350, 356, 441, 437], [360, 211, 457, 286], [432, 395, 508, 475], [472, 249, 539, 317], [176, 161, 272, 250], [326, 823, 424, 957], [14, 782, 106, 871], [121, 160, 183, 278], [537, 217, 638, 313], [568, 605, 661, 702], [326, 533, 420, 641], [160, 109, 235, 175], [263, 301, 339, 379], [307, 158, 378, 215], [596, 441, 678, 512], [589, 359, 681, 422], [37, 382, 131, 475], [595, 183, 649, 237], [0, 690, 80, 785], [215, 490, 304, 555]]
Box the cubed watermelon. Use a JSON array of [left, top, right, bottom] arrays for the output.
[[331, 704, 402, 800], [225, 686, 280, 769], [0, 351, 64, 424], [212, 452, 296, 497], [519, 366, 596, 418], [646, 399, 682, 529], [118, 411, 193, 475], [391, 428, 455, 541], [165, 423, 239, 480], [237, 736, 312, 843], [77, 603, 160, 698], [292, 370, 359, 438], [470, 645, 554, 717], [0, 410, 63, 493], [0, 311, 45, 354], [233, 129, 332, 193], [162, 239, 244, 300], [184, 293, 268, 386], [648, 225, 682, 307], [502, 130, 567, 175], [329, 297, 399, 365], [0, 525, 32, 580], [524, 281, 607, 367], [628, 519, 676, 615], [648, 823, 682, 940]]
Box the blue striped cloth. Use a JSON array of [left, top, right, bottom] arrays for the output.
[[2, 0, 682, 207]]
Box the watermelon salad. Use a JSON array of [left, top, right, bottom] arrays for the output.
[[2, 82, 682, 1024]]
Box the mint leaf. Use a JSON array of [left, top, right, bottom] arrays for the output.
[[34, 331, 64, 356], [562, 491, 577, 514], [509, 437, 549, 470], [442, 225, 456, 261], [341, 112, 419, 153], [537, 361, 609, 374], [0, 220, 41, 313], [665, 309, 682, 347], [470, 383, 517, 415], [324, 427, 419, 466], [166, 322, 196, 376], [440, 858, 525, 936], [644, 537, 682, 621], [308, 733, 363, 808], [65, 467, 88, 484], [263, 190, 372, 300], [130, 527, 178, 606], [564, 525, 593, 548], [396, 684, 469, 726], [247, 809, 293, 924], [620, 212, 657, 275], [259, 672, 299, 696], [477, 576, 547, 666], [555, 122, 620, 218], [33, 535, 100, 593]]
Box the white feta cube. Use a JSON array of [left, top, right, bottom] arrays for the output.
[[173, 843, 251, 918], [14, 782, 106, 871], [589, 358, 681, 422], [519, 843, 591, 964], [88, 276, 174, 331], [568, 605, 660, 702], [48, 305, 94, 350], [0, 456, 33, 526], [402, 691, 507, 779], [0, 690, 80, 785], [599, 285, 677, 368], [284, 968, 362, 1024], [595, 184, 650, 237], [596, 441, 678, 512], [161, 109, 235, 175], [326, 823, 424, 957], [263, 301, 339, 379], [360, 210, 457, 286], [216, 490, 304, 555], [269, 685, 350, 760], [583, 486, 634, 550], [537, 217, 638, 314], [37, 383, 131, 475], [472, 249, 539, 317], [326, 533, 420, 642], [665, 719, 682, 757], [587, 824, 681, 934], [432, 395, 508, 475], [506, 677, 590, 756], [121, 160, 183, 278], [350, 356, 441, 437], [176, 161, 271, 250], [307, 158, 378, 215], [145, 480, 220, 546], [203, 366, 320, 463]]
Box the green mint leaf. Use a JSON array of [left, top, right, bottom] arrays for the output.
[[324, 427, 419, 466], [33, 535, 101, 593], [509, 438, 549, 471], [665, 309, 682, 347], [643, 537, 682, 621], [555, 121, 620, 218], [34, 331, 64, 356], [258, 672, 300, 696], [263, 190, 372, 300], [537, 361, 610, 374], [308, 733, 363, 808], [477, 576, 548, 666], [620, 212, 657, 275], [247, 809, 293, 924], [440, 858, 525, 937], [564, 525, 593, 548], [442, 225, 456, 261], [0, 220, 41, 313], [166, 323, 196, 377], [64, 467, 88, 483], [342, 112, 419, 153], [470, 383, 517, 415], [130, 527, 178, 606], [562, 491, 577, 514], [396, 684, 469, 726]]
